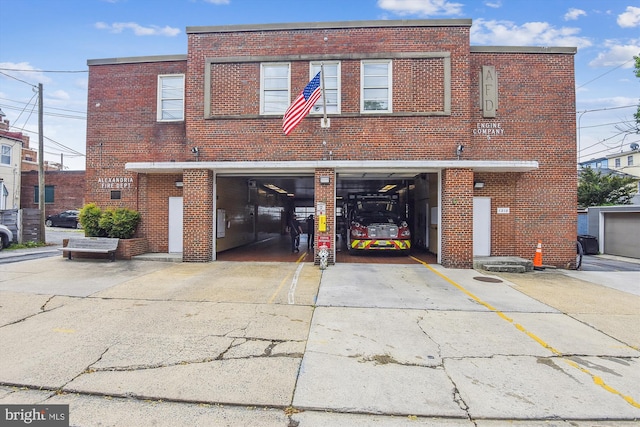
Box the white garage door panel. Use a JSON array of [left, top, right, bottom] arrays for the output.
[[603, 212, 640, 258]]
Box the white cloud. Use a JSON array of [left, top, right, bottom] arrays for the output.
[[484, 1, 501, 9], [204, 0, 230, 4], [617, 6, 640, 28], [95, 22, 180, 37], [564, 8, 586, 21], [588, 40, 640, 68], [470, 18, 592, 48], [377, 0, 463, 17], [0, 61, 51, 85], [49, 90, 70, 101]]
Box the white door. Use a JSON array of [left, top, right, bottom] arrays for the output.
[[168, 197, 183, 253], [473, 197, 491, 257]]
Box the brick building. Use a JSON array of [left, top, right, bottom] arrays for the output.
[[86, 19, 578, 268], [20, 170, 85, 218]]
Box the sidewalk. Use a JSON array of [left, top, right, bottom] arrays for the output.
[[0, 256, 639, 426]]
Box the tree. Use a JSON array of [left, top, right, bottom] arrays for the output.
[[635, 55, 640, 126], [578, 167, 637, 208], [615, 55, 640, 137]]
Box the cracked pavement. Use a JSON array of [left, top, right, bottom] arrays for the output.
[[0, 257, 639, 426]]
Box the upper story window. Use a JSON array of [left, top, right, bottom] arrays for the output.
[[261, 63, 290, 115], [628, 155, 634, 166], [615, 158, 621, 168], [1, 144, 10, 165], [310, 62, 340, 114], [361, 60, 392, 113], [157, 74, 185, 121]]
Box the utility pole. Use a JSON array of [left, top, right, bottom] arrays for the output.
[[38, 83, 45, 243]]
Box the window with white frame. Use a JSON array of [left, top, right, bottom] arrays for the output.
[[628, 155, 634, 166], [615, 158, 621, 168], [261, 63, 290, 115], [361, 60, 392, 113], [157, 74, 185, 121], [1, 144, 10, 165], [310, 62, 340, 114]]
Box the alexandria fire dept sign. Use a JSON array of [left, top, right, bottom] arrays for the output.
[[97, 176, 133, 189]]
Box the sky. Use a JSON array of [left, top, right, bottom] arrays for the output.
[[0, 0, 639, 171]]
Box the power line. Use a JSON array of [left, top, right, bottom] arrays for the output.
[[0, 103, 86, 120], [0, 70, 37, 88], [0, 97, 86, 115], [576, 57, 636, 89], [0, 68, 87, 74]]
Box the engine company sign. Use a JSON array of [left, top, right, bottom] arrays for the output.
[[98, 176, 133, 189], [473, 122, 505, 136]]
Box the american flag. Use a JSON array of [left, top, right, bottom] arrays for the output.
[[282, 72, 322, 135]]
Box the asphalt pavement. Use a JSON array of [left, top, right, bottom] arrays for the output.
[[0, 240, 639, 426]]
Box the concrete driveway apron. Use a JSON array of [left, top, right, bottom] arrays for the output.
[[1, 255, 639, 425], [293, 262, 640, 421]]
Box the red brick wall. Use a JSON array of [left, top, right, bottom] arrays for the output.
[[186, 25, 471, 162], [85, 60, 188, 211], [183, 169, 213, 262], [469, 52, 577, 267], [441, 169, 474, 268], [141, 174, 183, 252], [20, 170, 86, 218]]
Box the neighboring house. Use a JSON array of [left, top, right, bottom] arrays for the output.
[[607, 147, 640, 202], [579, 151, 640, 205], [20, 170, 86, 219], [0, 114, 24, 210], [607, 146, 640, 178], [579, 156, 608, 170], [85, 19, 578, 268]]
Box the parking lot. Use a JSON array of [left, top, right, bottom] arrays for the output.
[[0, 253, 639, 426]]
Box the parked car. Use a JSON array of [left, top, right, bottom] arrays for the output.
[[0, 224, 13, 250], [46, 210, 82, 229]]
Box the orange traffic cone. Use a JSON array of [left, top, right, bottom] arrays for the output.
[[533, 240, 544, 270]]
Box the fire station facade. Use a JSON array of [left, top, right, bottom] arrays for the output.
[[85, 19, 578, 268]]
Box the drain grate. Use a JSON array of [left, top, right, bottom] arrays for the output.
[[473, 276, 503, 283]]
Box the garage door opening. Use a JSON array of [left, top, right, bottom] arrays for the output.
[[215, 172, 438, 265]]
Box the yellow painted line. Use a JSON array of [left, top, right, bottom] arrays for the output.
[[52, 328, 76, 334], [267, 251, 307, 304], [411, 256, 640, 409]]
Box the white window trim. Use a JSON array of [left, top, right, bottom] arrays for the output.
[[309, 61, 341, 115], [1, 144, 11, 166], [260, 63, 291, 115], [157, 74, 185, 122], [360, 59, 393, 114]]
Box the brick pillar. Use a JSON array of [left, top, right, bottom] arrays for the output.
[[137, 174, 148, 239], [314, 168, 335, 265], [441, 168, 474, 268], [183, 169, 213, 262]]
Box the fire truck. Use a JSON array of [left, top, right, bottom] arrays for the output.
[[343, 193, 411, 254]]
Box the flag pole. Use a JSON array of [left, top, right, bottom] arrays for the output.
[[320, 62, 328, 127]]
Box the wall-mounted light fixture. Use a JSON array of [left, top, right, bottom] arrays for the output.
[[175, 181, 184, 188], [456, 144, 464, 159], [474, 181, 485, 189], [319, 176, 330, 185]]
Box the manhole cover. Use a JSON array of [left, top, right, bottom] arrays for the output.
[[473, 276, 503, 283]]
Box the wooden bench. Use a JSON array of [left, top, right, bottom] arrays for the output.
[[59, 237, 120, 262]]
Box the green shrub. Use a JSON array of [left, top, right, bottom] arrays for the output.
[[79, 204, 141, 239], [79, 203, 106, 237], [99, 207, 141, 239]]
